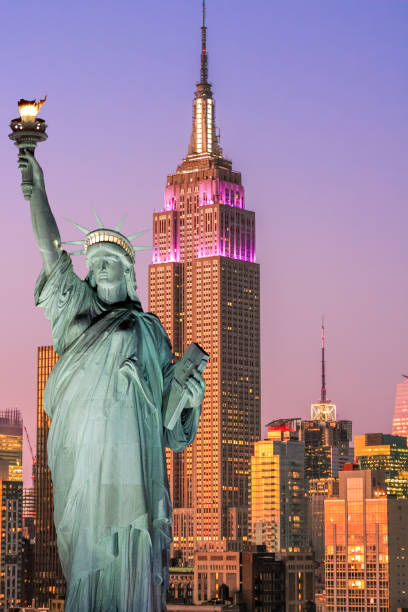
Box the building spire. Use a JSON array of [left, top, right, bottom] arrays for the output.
[[321, 318, 327, 403], [201, 0, 208, 83], [311, 319, 337, 421], [186, 0, 223, 159]]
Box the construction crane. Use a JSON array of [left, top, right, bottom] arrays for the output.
[[23, 425, 36, 484]]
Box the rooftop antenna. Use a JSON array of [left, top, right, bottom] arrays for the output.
[[311, 318, 336, 422], [321, 316, 327, 403], [200, 0, 208, 83]]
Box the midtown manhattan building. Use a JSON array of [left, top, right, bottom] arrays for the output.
[[148, 4, 260, 564], [354, 433, 408, 498], [307, 477, 338, 565], [251, 420, 306, 553], [193, 550, 241, 604], [0, 407, 23, 481], [22, 487, 35, 541], [0, 480, 23, 611], [325, 467, 408, 611], [34, 346, 66, 604], [0, 409, 23, 611], [300, 326, 352, 485], [392, 375, 408, 439], [299, 327, 352, 590], [22, 488, 36, 606], [301, 419, 352, 484], [241, 551, 286, 612]]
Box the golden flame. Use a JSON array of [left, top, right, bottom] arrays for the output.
[[18, 95, 47, 119]]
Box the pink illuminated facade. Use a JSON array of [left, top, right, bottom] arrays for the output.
[[392, 376, 408, 440], [152, 194, 256, 264], [149, 5, 260, 565]]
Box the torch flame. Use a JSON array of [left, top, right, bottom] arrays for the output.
[[18, 96, 47, 119]]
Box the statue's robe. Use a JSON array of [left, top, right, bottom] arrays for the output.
[[35, 252, 200, 612]]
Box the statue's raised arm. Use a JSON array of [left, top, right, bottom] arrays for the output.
[[18, 150, 61, 275]]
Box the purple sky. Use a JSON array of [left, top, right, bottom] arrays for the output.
[[1, 1, 407, 486]]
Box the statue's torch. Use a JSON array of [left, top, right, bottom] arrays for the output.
[[9, 97, 48, 200]]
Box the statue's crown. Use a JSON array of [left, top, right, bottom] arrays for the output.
[[84, 229, 135, 261], [63, 213, 151, 263]]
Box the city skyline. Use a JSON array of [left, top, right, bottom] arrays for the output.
[[0, 0, 406, 486]]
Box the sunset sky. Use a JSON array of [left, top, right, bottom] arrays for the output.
[[1, 0, 407, 485]]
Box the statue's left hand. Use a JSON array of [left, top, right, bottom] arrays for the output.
[[184, 368, 205, 408]]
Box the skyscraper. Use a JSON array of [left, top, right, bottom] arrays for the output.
[[325, 467, 408, 611], [354, 433, 408, 498], [300, 326, 352, 591], [34, 346, 65, 604], [22, 487, 35, 541], [301, 419, 352, 483], [307, 477, 338, 565], [148, 2, 260, 564], [241, 551, 285, 612], [300, 325, 352, 484], [22, 488, 35, 607], [0, 408, 23, 611], [251, 420, 306, 553], [0, 407, 23, 481], [0, 480, 23, 611], [392, 375, 408, 439]]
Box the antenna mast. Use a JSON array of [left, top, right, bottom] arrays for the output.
[[321, 318, 327, 403], [200, 0, 208, 83]]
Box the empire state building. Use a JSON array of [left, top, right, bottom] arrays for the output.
[[148, 1, 260, 564]]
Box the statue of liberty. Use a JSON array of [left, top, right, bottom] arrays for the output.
[[17, 150, 205, 611]]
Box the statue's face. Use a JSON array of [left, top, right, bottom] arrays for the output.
[[87, 244, 127, 290]]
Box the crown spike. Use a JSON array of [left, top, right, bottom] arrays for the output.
[[115, 215, 127, 232], [94, 211, 105, 229], [127, 229, 149, 241], [64, 219, 90, 235], [63, 216, 148, 263]]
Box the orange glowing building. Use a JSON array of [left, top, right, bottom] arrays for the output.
[[34, 346, 66, 604], [0, 407, 22, 482], [354, 433, 408, 498], [148, 3, 260, 564], [0, 409, 23, 611], [250, 420, 305, 554], [324, 468, 408, 611]]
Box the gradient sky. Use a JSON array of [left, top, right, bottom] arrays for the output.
[[0, 0, 407, 486]]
